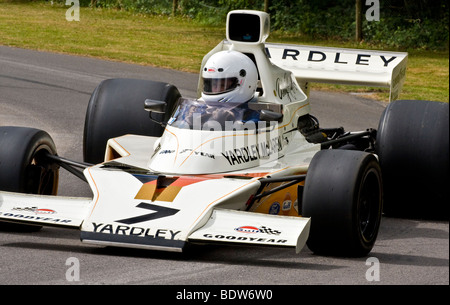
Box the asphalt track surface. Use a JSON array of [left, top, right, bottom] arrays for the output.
[[0, 46, 448, 286]]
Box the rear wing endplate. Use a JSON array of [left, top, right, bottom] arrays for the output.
[[265, 42, 408, 101]]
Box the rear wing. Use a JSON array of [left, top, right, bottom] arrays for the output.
[[265, 43, 408, 101], [202, 10, 408, 103]]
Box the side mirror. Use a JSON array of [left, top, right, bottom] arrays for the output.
[[144, 99, 166, 126], [144, 99, 166, 113], [260, 109, 283, 122]]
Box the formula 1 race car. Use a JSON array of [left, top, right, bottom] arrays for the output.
[[0, 10, 448, 257]]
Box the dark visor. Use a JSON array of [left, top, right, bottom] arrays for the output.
[[203, 77, 239, 95]]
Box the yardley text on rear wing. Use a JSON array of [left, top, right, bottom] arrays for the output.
[[265, 42, 408, 102], [217, 40, 408, 102]]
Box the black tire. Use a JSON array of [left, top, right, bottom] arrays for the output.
[[376, 100, 449, 219], [83, 78, 181, 164], [302, 150, 383, 257], [0, 127, 59, 231]]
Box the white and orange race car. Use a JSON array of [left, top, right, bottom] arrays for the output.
[[0, 10, 448, 257]]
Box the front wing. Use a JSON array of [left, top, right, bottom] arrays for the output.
[[189, 209, 310, 253], [0, 182, 311, 253], [0, 191, 91, 229]]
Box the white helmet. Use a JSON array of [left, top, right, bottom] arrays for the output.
[[201, 50, 258, 103]]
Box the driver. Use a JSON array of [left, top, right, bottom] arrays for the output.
[[201, 50, 258, 103], [200, 50, 260, 124]]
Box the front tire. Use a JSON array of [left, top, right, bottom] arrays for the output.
[[302, 150, 383, 257], [0, 127, 59, 231], [83, 78, 181, 164]]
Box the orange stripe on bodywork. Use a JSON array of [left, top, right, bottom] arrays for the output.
[[134, 172, 267, 203], [135, 175, 218, 202], [164, 127, 179, 165], [178, 133, 244, 167], [87, 168, 100, 218], [278, 103, 310, 130]]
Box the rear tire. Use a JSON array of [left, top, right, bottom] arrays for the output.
[[83, 78, 181, 164], [376, 100, 449, 219], [0, 127, 59, 231], [302, 150, 383, 257]]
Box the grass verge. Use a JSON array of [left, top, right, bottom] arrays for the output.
[[0, 1, 448, 102]]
